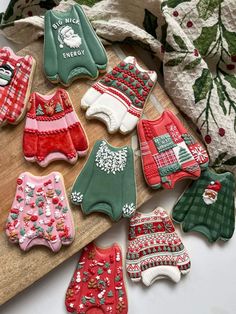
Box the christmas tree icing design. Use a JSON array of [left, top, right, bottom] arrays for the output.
[[36, 104, 44, 116], [178, 146, 192, 164], [55, 103, 63, 113]]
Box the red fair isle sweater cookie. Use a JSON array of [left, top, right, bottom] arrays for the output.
[[81, 56, 157, 134], [137, 110, 209, 189], [65, 242, 128, 314], [126, 207, 191, 286], [23, 89, 89, 167]]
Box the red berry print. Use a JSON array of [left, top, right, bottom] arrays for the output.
[[227, 64, 235, 70], [205, 134, 212, 144], [52, 197, 59, 204], [28, 11, 33, 16], [194, 49, 199, 57], [231, 56, 236, 62], [218, 128, 225, 137], [173, 11, 179, 17], [30, 215, 38, 222], [187, 21, 193, 28], [17, 178, 23, 185], [161, 45, 165, 53]]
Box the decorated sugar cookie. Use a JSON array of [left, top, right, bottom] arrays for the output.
[[0, 47, 36, 127], [172, 168, 235, 242], [5, 172, 74, 252], [81, 56, 157, 134], [71, 140, 136, 221], [44, 4, 107, 85], [126, 207, 191, 286], [137, 110, 209, 189], [65, 242, 128, 314], [23, 89, 89, 167]]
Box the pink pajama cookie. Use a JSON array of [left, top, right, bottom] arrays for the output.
[[6, 172, 74, 252]]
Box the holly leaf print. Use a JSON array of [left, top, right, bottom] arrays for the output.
[[197, 0, 223, 21], [212, 152, 228, 167], [193, 23, 218, 56], [184, 58, 201, 70], [225, 74, 236, 89], [222, 25, 236, 55], [223, 156, 236, 166], [215, 80, 227, 114], [165, 0, 191, 8], [143, 9, 158, 39], [193, 69, 212, 103], [173, 34, 187, 50], [165, 57, 185, 66]]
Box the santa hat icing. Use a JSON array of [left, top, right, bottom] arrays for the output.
[[207, 181, 222, 192]]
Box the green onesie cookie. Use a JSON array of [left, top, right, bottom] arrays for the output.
[[44, 4, 108, 85], [71, 140, 137, 221]]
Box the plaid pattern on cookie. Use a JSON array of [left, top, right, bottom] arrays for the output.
[[0, 47, 34, 126], [172, 169, 235, 242]]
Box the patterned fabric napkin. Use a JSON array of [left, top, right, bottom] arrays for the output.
[[1, 0, 235, 176]]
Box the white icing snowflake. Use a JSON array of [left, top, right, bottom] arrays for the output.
[[122, 203, 136, 217], [95, 141, 128, 175], [69, 303, 74, 308], [191, 145, 208, 163], [71, 191, 83, 203]]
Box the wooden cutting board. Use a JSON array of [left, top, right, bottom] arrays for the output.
[[0, 40, 192, 305]]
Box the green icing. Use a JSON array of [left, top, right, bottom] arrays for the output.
[[178, 147, 192, 163], [36, 104, 44, 116], [153, 133, 176, 152], [172, 169, 235, 242], [55, 103, 63, 113], [159, 162, 180, 176], [44, 4, 107, 85], [71, 140, 136, 222]]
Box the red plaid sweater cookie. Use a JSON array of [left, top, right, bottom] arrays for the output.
[[23, 89, 88, 167], [137, 110, 209, 189], [126, 207, 191, 286], [0, 47, 35, 127]]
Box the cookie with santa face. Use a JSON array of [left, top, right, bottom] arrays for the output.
[[202, 181, 221, 205], [44, 4, 108, 86]]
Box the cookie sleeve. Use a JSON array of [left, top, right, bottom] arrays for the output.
[[126, 245, 141, 282], [70, 141, 99, 205], [122, 148, 136, 218], [23, 94, 38, 158], [44, 11, 58, 79], [5, 173, 25, 243], [220, 173, 235, 240]]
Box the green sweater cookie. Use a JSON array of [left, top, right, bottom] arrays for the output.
[[172, 168, 235, 242], [44, 4, 107, 85], [71, 140, 136, 221]]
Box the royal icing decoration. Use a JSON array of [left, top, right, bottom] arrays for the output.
[[81, 56, 157, 134], [0, 47, 35, 127], [44, 4, 107, 85], [5, 172, 75, 252], [71, 140, 136, 221], [65, 242, 128, 314], [126, 208, 191, 286], [23, 89, 88, 167], [137, 110, 209, 189], [172, 169, 235, 242]]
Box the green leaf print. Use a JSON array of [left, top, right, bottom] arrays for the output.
[[222, 25, 236, 55], [223, 157, 236, 166], [165, 0, 191, 8], [197, 0, 223, 21], [215, 80, 227, 114], [193, 69, 212, 103], [143, 9, 158, 39], [212, 152, 228, 167], [183, 58, 201, 70], [173, 34, 187, 50], [165, 57, 185, 66], [193, 24, 218, 56], [225, 75, 236, 89]]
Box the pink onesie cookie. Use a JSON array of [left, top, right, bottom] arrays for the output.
[[5, 172, 74, 252]]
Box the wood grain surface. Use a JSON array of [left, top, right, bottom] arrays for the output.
[[0, 40, 199, 305]]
